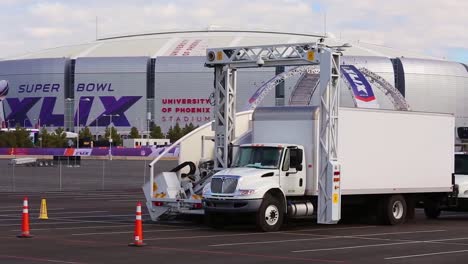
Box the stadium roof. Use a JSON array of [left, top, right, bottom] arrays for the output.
[[6, 29, 441, 60]]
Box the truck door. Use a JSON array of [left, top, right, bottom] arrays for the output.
[[455, 154, 468, 199], [280, 148, 306, 196]]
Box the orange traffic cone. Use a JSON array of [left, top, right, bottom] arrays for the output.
[[129, 201, 145, 247], [17, 197, 33, 238]]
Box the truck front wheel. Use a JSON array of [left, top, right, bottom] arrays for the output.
[[205, 212, 225, 229], [424, 197, 441, 219], [256, 194, 284, 232], [383, 195, 407, 225]]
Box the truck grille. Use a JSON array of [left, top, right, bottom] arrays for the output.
[[211, 177, 238, 194]]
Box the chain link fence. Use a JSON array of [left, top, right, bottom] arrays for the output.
[[0, 157, 177, 192]]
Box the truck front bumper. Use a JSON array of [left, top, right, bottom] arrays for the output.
[[203, 198, 262, 213]]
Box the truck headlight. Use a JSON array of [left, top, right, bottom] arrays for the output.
[[202, 183, 211, 195], [238, 189, 257, 196]]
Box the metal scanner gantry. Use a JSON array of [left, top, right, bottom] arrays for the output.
[[205, 42, 342, 224], [247, 66, 410, 111]]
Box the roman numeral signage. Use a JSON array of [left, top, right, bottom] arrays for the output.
[[5, 96, 142, 127]]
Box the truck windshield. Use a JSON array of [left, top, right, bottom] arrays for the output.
[[455, 154, 468, 175], [232, 147, 283, 169]]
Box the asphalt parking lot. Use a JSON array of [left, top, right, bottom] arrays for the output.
[[1, 189, 468, 264], [0, 159, 178, 192]]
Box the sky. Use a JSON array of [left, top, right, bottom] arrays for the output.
[[0, 0, 466, 63]]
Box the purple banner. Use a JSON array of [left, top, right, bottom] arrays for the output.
[[4, 95, 143, 128], [0, 147, 179, 157], [341, 65, 376, 102]]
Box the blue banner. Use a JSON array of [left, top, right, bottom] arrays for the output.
[[341, 65, 376, 103]]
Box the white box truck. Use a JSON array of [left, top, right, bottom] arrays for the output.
[[202, 106, 455, 231]]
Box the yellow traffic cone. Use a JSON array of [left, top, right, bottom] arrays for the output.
[[38, 198, 48, 220]]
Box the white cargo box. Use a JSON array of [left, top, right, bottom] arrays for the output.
[[252, 106, 454, 196], [339, 108, 454, 195]]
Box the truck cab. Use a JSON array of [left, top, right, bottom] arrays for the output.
[[454, 152, 468, 208], [203, 143, 307, 231]]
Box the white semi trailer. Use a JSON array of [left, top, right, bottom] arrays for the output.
[[202, 106, 455, 231]]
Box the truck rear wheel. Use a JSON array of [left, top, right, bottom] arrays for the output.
[[256, 194, 284, 232], [383, 195, 407, 225]]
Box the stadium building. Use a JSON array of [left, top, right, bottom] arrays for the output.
[[0, 30, 467, 139]]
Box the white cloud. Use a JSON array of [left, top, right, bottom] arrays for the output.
[[318, 0, 468, 57], [25, 27, 72, 38], [29, 2, 69, 23], [0, 0, 466, 62]]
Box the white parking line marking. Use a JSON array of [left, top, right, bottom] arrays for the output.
[[50, 211, 110, 215], [0, 212, 140, 222], [0, 206, 28, 209], [10, 224, 133, 231], [274, 229, 445, 240], [290, 226, 377, 232], [0, 208, 65, 213], [0, 218, 129, 226], [38, 218, 132, 224], [0, 254, 83, 264], [291, 230, 448, 253], [351, 229, 446, 237], [51, 214, 147, 219], [0, 210, 108, 217], [293, 241, 421, 253], [385, 249, 468, 260], [428, 237, 468, 242], [145, 232, 274, 241], [0, 218, 22, 222], [210, 236, 341, 247], [72, 227, 208, 236], [208, 229, 443, 247]]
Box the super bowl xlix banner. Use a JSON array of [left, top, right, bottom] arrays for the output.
[[0, 58, 67, 128], [0, 57, 148, 130], [73, 57, 148, 130]]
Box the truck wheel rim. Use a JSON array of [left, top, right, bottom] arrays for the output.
[[392, 201, 404, 219], [265, 205, 279, 226]]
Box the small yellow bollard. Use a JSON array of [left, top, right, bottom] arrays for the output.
[[38, 198, 48, 220]]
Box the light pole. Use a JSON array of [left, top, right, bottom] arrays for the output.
[[95, 116, 99, 141], [66, 97, 90, 148], [146, 118, 156, 138], [103, 114, 120, 160], [147, 112, 152, 139]]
